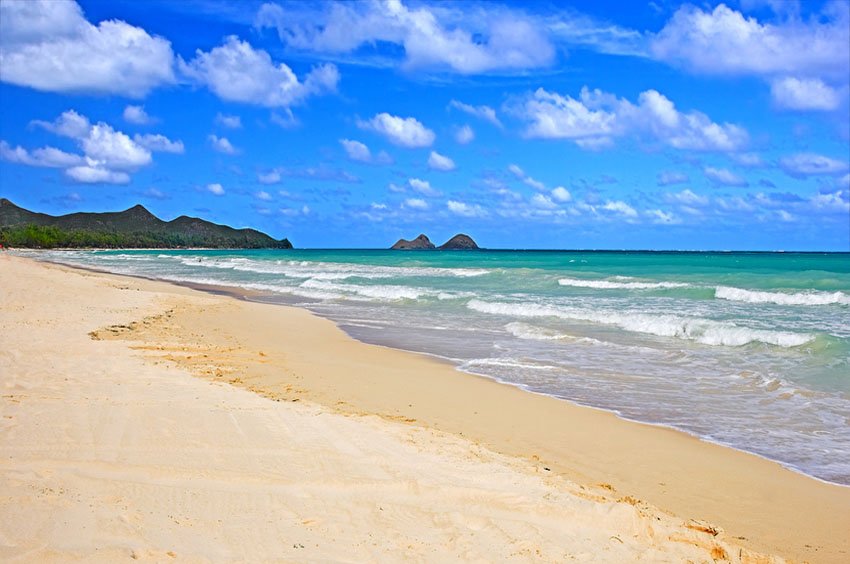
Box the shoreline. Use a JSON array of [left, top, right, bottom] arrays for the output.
[[39, 253, 849, 489], [5, 254, 850, 561]]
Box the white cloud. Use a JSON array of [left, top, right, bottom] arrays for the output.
[[448, 100, 502, 127], [551, 186, 572, 202], [602, 200, 638, 217], [256, 1, 555, 74], [207, 183, 225, 196], [455, 125, 475, 144], [704, 166, 748, 187], [32, 109, 91, 139], [647, 209, 680, 224], [839, 173, 850, 188], [665, 189, 709, 206], [215, 113, 242, 129], [208, 134, 238, 155], [358, 113, 435, 148], [447, 200, 486, 217], [650, 4, 849, 80], [507, 163, 546, 190], [370, 202, 388, 210], [531, 193, 557, 209], [258, 170, 281, 184], [123, 105, 152, 125], [134, 133, 184, 154], [770, 77, 842, 111], [404, 198, 428, 210], [81, 123, 151, 170], [409, 178, 440, 197], [427, 150, 456, 171], [657, 171, 689, 186], [340, 139, 371, 163], [179, 36, 339, 107], [19, 110, 178, 184], [339, 139, 392, 165], [0, 141, 83, 168], [514, 87, 748, 151], [779, 153, 849, 178], [0, 0, 175, 97], [255, 190, 272, 201], [65, 166, 130, 184]]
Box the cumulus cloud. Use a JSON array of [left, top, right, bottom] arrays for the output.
[[650, 3, 849, 114], [602, 200, 638, 217], [455, 125, 475, 144], [0, 0, 175, 97], [179, 36, 339, 107], [134, 133, 184, 154], [358, 112, 435, 148], [257, 170, 281, 184], [256, 1, 555, 75], [704, 166, 749, 187], [66, 166, 130, 184], [551, 186, 572, 202], [427, 150, 456, 171], [448, 100, 502, 127], [123, 105, 152, 125], [208, 134, 238, 155], [404, 198, 428, 210], [15, 109, 182, 184], [207, 183, 225, 196], [650, 3, 849, 80], [657, 171, 689, 186], [215, 113, 243, 129], [447, 200, 486, 217], [531, 193, 557, 209], [339, 138, 391, 165], [340, 139, 371, 162], [779, 153, 849, 178], [32, 109, 91, 139], [0, 141, 83, 168], [408, 178, 440, 197], [512, 87, 748, 151], [770, 77, 842, 111], [255, 190, 272, 201]]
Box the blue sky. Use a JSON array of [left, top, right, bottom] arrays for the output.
[[1, 0, 848, 250]]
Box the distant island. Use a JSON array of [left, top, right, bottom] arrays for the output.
[[391, 233, 479, 250], [0, 198, 292, 249]]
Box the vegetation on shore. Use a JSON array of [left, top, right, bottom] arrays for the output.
[[0, 198, 292, 249]]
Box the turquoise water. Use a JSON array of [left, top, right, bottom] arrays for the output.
[[36, 249, 850, 485]]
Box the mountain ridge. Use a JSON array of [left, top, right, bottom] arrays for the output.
[[0, 198, 292, 249]]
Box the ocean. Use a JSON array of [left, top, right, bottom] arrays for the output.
[[34, 249, 850, 485]]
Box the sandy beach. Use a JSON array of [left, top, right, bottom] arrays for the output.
[[2, 254, 848, 562]]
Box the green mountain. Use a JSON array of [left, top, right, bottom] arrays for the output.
[[0, 198, 292, 249]]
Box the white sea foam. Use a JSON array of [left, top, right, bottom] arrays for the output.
[[462, 358, 560, 371], [300, 279, 429, 301], [505, 322, 574, 341], [469, 299, 814, 348], [183, 257, 490, 280], [715, 286, 850, 306], [558, 277, 689, 290]]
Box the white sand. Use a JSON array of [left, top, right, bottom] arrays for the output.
[[1, 255, 780, 562]]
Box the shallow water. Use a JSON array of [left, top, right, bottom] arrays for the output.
[[34, 249, 850, 485]]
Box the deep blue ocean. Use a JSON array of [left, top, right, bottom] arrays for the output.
[[35, 249, 850, 485]]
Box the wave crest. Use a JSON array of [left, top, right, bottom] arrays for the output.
[[468, 300, 813, 348]]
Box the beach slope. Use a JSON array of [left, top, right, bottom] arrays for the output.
[[0, 255, 836, 561]]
